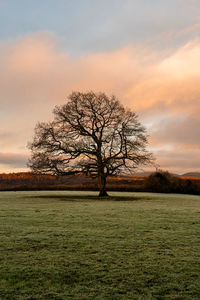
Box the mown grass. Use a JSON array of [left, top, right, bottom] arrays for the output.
[[0, 191, 200, 299]]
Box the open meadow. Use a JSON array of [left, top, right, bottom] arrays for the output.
[[1, 191, 200, 299]]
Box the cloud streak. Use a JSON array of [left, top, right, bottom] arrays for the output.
[[0, 152, 28, 168]]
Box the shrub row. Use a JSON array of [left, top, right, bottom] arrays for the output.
[[145, 171, 200, 195]]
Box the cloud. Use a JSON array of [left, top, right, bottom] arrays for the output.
[[0, 152, 28, 168], [154, 147, 200, 173], [0, 33, 200, 172], [158, 40, 200, 79], [150, 113, 200, 147], [125, 39, 200, 112]]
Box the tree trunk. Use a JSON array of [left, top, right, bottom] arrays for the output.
[[98, 173, 108, 197]]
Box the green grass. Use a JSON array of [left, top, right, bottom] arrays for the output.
[[1, 191, 200, 299]]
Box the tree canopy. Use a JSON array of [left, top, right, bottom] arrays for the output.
[[28, 91, 153, 196]]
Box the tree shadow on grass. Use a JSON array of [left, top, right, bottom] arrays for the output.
[[28, 194, 145, 202]]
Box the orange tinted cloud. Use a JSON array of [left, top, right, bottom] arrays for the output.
[[0, 34, 200, 172]]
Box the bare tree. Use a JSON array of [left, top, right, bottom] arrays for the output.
[[28, 91, 153, 196]]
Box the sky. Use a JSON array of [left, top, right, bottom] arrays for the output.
[[0, 0, 200, 174]]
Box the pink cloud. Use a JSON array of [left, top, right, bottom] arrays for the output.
[[1, 33, 200, 172]]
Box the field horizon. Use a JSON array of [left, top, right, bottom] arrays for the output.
[[0, 172, 200, 196]]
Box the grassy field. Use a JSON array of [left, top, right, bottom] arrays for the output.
[[1, 191, 200, 299]]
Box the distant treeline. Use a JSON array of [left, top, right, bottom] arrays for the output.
[[0, 172, 143, 191], [0, 171, 200, 195]]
